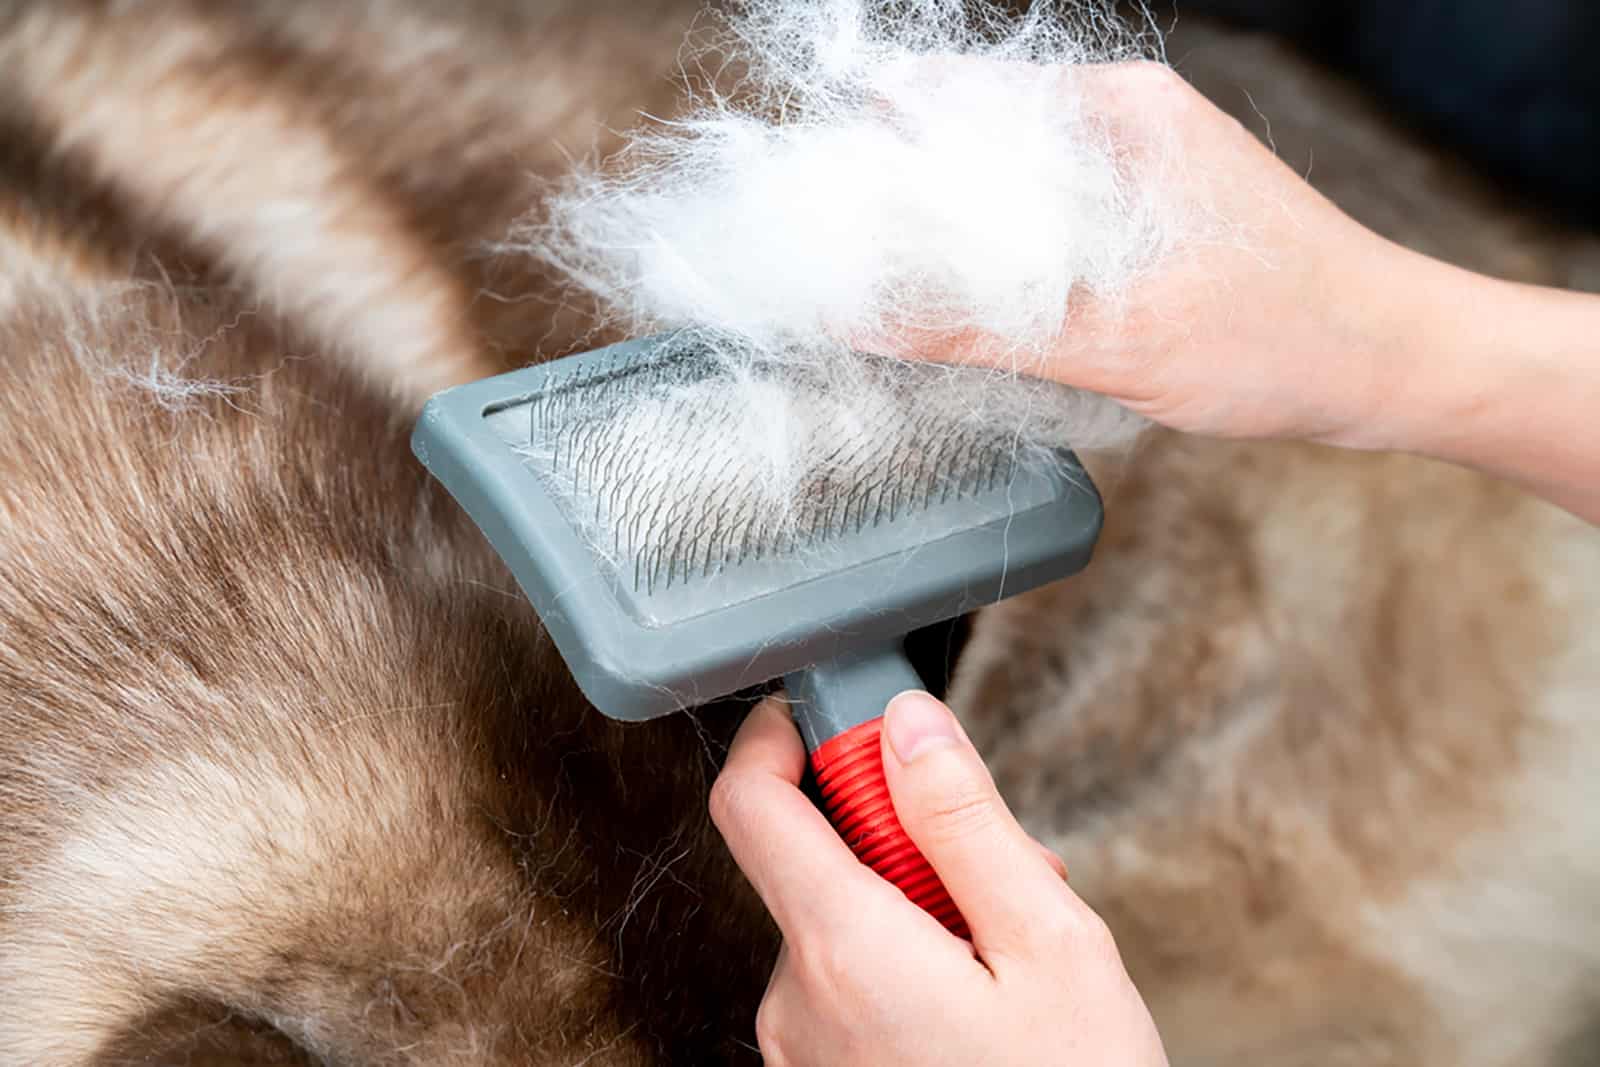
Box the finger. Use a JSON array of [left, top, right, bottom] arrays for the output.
[[880, 691, 1095, 961], [730, 695, 809, 785], [853, 321, 1011, 372], [711, 698, 889, 938]]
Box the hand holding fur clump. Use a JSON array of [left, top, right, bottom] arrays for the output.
[[520, 0, 1180, 459], [889, 58, 1410, 445], [888, 61, 1600, 523]]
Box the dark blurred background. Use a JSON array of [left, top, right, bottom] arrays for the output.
[[1169, 0, 1599, 228]]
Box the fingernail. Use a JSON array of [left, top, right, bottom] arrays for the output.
[[885, 691, 960, 764]]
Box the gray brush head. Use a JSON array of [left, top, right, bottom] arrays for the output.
[[411, 333, 1103, 720]]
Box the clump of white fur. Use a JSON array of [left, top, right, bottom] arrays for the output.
[[531, 0, 1168, 371], [513, 0, 1177, 572]]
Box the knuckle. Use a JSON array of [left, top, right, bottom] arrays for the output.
[[1038, 900, 1119, 962], [1102, 60, 1188, 113], [707, 770, 753, 832], [1080, 913, 1122, 964], [799, 928, 858, 986], [1127, 59, 1181, 92], [916, 776, 1000, 844], [793, 923, 881, 1001], [1093, 58, 1154, 87]]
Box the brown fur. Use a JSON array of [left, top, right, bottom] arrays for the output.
[[1, 2, 775, 1063], [0, 254, 778, 1067], [1, 3, 1597, 1064]]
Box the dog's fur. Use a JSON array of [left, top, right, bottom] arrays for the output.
[[1, 3, 1597, 1065]]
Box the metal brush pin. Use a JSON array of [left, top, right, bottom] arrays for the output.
[[412, 333, 1103, 937]]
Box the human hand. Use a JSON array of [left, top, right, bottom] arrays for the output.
[[710, 691, 1169, 1067], [881, 60, 1422, 448], [874, 60, 1600, 523]]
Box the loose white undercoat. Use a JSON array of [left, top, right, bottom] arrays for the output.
[[515, 0, 1182, 569]]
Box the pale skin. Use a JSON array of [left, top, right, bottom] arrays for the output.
[[712, 61, 1600, 1065]]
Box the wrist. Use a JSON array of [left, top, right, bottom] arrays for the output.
[[1263, 232, 1437, 453], [1371, 253, 1503, 456], [1305, 241, 1470, 455], [1333, 251, 1600, 520]]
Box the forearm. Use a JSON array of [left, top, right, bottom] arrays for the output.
[[1342, 249, 1600, 524]]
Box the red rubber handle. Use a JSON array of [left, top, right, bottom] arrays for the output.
[[810, 715, 971, 939]]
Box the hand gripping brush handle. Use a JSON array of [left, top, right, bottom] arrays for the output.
[[410, 333, 1102, 938], [788, 644, 968, 937]]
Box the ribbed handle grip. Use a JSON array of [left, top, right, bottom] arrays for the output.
[[810, 716, 971, 939]]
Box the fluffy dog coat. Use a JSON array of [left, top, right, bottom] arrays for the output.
[[1, 2, 1597, 1064]]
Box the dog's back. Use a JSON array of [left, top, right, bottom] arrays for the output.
[[1, 4, 1597, 1065]]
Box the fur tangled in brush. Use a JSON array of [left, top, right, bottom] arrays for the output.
[[513, 0, 1180, 561]]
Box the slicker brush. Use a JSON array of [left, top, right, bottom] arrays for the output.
[[412, 332, 1103, 936]]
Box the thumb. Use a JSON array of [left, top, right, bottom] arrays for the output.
[[880, 690, 1083, 959]]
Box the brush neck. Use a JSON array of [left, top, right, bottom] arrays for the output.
[[783, 640, 922, 752], [784, 642, 970, 938]]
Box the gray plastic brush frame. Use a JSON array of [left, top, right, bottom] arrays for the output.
[[410, 335, 1104, 725]]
